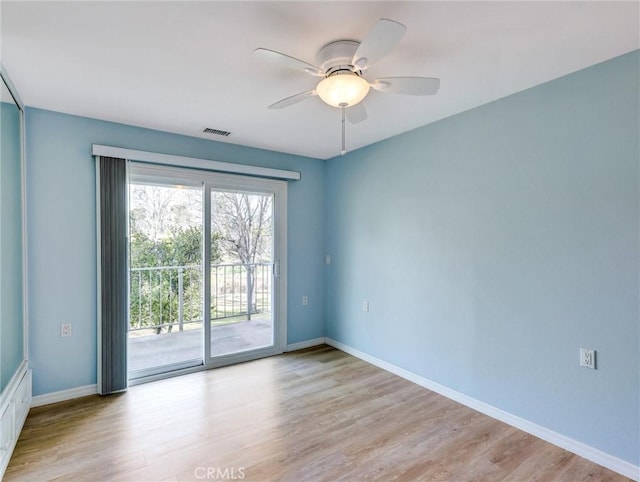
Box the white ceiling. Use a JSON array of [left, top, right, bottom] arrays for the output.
[[1, 1, 638, 160]]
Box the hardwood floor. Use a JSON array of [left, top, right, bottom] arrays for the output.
[[6, 345, 630, 481]]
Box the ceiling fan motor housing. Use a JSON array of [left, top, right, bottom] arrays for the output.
[[316, 40, 360, 73]]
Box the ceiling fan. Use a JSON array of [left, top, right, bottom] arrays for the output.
[[254, 18, 440, 155]]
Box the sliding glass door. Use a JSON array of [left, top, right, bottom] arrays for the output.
[[127, 163, 286, 381], [208, 189, 274, 358], [127, 180, 204, 378]]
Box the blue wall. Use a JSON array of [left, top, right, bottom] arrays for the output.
[[325, 50, 639, 465], [25, 109, 325, 396]]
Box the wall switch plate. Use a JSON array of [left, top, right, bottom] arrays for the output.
[[325, 255, 331, 265], [61, 323, 72, 337], [302, 296, 308, 306], [362, 301, 369, 312], [580, 348, 596, 369]]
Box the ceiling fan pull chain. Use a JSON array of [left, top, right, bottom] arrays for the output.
[[340, 104, 347, 156]]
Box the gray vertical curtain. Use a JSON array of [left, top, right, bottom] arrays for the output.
[[98, 156, 128, 395]]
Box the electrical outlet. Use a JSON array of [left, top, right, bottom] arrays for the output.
[[61, 323, 72, 337], [362, 301, 369, 312], [580, 348, 596, 369], [302, 296, 309, 306]]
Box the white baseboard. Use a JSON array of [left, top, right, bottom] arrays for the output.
[[31, 384, 97, 408], [325, 338, 639, 481], [285, 337, 326, 352]]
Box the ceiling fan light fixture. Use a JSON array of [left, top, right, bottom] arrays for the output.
[[316, 71, 370, 108]]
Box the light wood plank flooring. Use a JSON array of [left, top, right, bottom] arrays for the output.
[[6, 345, 630, 481]]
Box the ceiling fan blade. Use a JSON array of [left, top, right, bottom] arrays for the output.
[[254, 48, 324, 76], [371, 77, 440, 95], [268, 90, 317, 110], [352, 19, 407, 70], [345, 103, 368, 124]]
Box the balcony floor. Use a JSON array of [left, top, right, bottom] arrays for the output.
[[128, 318, 273, 373]]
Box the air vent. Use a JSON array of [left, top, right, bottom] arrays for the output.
[[203, 127, 231, 137]]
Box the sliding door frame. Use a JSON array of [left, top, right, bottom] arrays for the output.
[[203, 176, 287, 367], [127, 162, 288, 383]]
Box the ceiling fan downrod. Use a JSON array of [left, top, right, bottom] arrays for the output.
[[340, 104, 347, 156]]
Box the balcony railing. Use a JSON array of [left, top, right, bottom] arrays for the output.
[[129, 262, 272, 334]]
